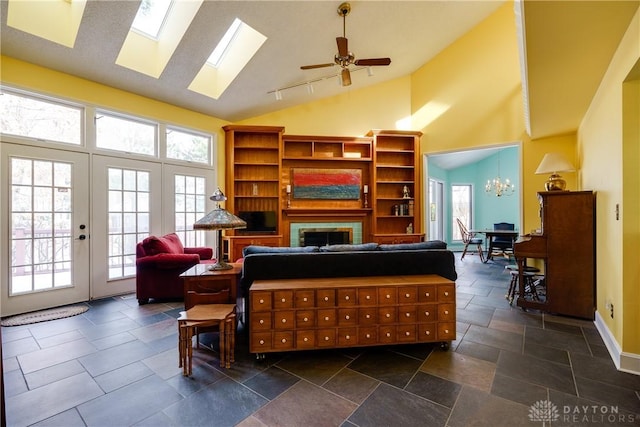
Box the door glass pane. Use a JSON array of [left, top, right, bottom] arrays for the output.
[[10, 157, 73, 295], [174, 174, 205, 247], [452, 184, 472, 241], [107, 167, 150, 279]]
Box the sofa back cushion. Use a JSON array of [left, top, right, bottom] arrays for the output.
[[243, 245, 319, 257], [141, 233, 184, 256], [319, 243, 379, 252], [378, 240, 447, 251]]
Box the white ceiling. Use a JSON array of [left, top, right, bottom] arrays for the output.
[[1, 0, 638, 144]]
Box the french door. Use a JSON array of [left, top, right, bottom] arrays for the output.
[[1, 143, 90, 316], [91, 156, 162, 299]]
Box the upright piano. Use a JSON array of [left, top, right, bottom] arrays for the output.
[[514, 191, 596, 319]]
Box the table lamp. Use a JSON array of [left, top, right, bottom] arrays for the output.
[[535, 153, 575, 191], [193, 188, 246, 270]]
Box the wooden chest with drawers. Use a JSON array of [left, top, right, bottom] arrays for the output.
[[249, 274, 455, 356]]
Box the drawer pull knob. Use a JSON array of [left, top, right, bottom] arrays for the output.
[[444, 310, 449, 315], [259, 339, 265, 344], [304, 337, 309, 342], [386, 332, 391, 337], [405, 293, 410, 298], [366, 314, 371, 319], [303, 317, 308, 322], [282, 338, 287, 343], [259, 299, 265, 304], [425, 331, 430, 335], [425, 311, 430, 316], [366, 333, 371, 338], [445, 329, 449, 334], [345, 296, 350, 300], [405, 313, 410, 317], [345, 315, 350, 320], [324, 296, 329, 301], [259, 319, 264, 324], [303, 297, 308, 302], [281, 298, 286, 303], [386, 313, 391, 318], [425, 292, 430, 297], [324, 316, 329, 321], [324, 336, 330, 341], [386, 294, 391, 299], [345, 335, 350, 340], [366, 295, 371, 300], [444, 292, 449, 297], [405, 331, 410, 336], [281, 319, 287, 323]]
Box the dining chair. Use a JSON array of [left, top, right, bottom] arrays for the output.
[[456, 218, 484, 262], [488, 222, 515, 261]]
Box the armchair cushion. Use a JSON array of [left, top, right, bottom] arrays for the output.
[[141, 233, 184, 255], [184, 247, 214, 260]]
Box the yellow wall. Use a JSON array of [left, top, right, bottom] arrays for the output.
[[0, 56, 230, 185], [239, 76, 412, 137], [411, 2, 524, 153], [579, 8, 640, 354]]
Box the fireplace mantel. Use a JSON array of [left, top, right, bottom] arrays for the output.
[[283, 208, 372, 218]]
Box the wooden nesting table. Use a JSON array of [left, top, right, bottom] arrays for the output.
[[178, 304, 236, 376]]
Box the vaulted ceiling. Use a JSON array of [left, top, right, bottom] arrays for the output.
[[1, 0, 638, 144]]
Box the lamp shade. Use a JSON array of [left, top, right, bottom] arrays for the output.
[[193, 208, 247, 230], [535, 153, 575, 174]]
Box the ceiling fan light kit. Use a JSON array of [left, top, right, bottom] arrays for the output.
[[300, 2, 391, 87]]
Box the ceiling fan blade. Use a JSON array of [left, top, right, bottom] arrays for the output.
[[341, 68, 352, 86], [300, 63, 335, 70], [354, 58, 391, 66], [336, 37, 349, 57]]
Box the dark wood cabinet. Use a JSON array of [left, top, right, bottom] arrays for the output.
[[514, 191, 596, 319]]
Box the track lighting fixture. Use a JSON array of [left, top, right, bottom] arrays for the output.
[[268, 65, 371, 101]]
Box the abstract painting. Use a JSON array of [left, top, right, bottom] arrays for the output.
[[292, 168, 362, 199]]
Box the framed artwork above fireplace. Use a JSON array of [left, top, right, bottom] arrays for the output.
[[292, 168, 361, 200]]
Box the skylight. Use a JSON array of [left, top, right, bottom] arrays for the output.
[[207, 18, 242, 68], [116, 0, 203, 78], [189, 19, 267, 99], [131, 0, 173, 40], [7, 0, 87, 48]]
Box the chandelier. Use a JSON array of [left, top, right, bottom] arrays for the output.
[[485, 176, 515, 197], [485, 154, 515, 197]]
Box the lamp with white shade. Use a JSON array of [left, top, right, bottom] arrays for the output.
[[193, 188, 246, 270], [535, 153, 575, 191]]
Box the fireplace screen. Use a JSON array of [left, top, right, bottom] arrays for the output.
[[300, 228, 353, 247]]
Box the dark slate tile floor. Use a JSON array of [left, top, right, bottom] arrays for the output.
[[3, 253, 640, 427]]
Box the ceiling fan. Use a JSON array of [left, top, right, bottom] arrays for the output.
[[300, 2, 391, 86]]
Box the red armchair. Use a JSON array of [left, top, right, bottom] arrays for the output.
[[136, 233, 213, 304]]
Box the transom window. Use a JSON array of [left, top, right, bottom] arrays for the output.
[[0, 90, 82, 145], [95, 112, 156, 156], [166, 127, 211, 164]]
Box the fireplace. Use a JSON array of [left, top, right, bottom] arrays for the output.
[[300, 228, 352, 247], [289, 222, 362, 247]]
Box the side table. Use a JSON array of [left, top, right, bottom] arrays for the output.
[[180, 263, 242, 310]]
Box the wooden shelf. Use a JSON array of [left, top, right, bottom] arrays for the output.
[[369, 130, 422, 241], [283, 135, 372, 161]]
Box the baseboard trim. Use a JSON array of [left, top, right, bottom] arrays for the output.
[[594, 311, 640, 375]]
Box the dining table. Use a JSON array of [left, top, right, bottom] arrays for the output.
[[469, 229, 520, 263]]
